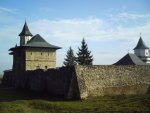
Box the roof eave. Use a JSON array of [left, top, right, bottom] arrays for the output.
[[24, 46, 62, 49]]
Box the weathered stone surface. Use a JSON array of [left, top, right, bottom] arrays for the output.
[[2, 71, 13, 87], [2, 65, 150, 99], [26, 48, 56, 70], [12, 47, 56, 75], [75, 65, 150, 98]]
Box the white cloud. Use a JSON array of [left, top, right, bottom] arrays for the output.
[[0, 6, 18, 14], [30, 15, 150, 45], [28, 14, 150, 67], [1, 12, 150, 72], [118, 13, 150, 20], [30, 18, 104, 43]]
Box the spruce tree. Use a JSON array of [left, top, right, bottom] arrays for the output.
[[77, 38, 93, 65], [63, 47, 76, 66]]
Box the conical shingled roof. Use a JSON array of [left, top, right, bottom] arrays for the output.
[[19, 22, 33, 36], [25, 34, 61, 49], [114, 53, 146, 65], [133, 37, 149, 50]]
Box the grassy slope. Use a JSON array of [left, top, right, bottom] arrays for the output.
[[0, 79, 150, 113]]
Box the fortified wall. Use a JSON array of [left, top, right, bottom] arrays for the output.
[[75, 65, 150, 99], [2, 65, 150, 99]]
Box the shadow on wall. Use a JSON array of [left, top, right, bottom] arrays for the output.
[[2, 65, 150, 100], [148, 85, 150, 94], [2, 66, 80, 100]]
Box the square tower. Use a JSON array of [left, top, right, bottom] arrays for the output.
[[9, 22, 61, 72]]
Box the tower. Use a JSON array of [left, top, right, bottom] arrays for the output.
[[19, 21, 33, 46], [9, 22, 61, 72], [133, 37, 150, 63]]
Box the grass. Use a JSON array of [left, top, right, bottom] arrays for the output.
[[0, 78, 150, 113]]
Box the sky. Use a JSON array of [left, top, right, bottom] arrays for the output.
[[0, 0, 150, 74]]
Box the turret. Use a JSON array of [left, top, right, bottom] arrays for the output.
[[19, 21, 33, 46], [133, 36, 150, 63]]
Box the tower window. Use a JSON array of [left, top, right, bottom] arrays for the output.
[[145, 51, 149, 56], [31, 52, 32, 55], [45, 66, 48, 69], [41, 53, 42, 55]]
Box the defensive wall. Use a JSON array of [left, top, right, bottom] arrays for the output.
[[2, 65, 150, 99]]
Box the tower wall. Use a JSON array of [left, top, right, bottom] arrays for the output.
[[134, 49, 150, 63], [20, 36, 32, 46], [25, 48, 56, 70], [13, 49, 26, 72]]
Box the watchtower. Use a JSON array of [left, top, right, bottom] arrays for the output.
[[9, 22, 61, 72]]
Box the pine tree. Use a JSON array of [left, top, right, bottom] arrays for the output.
[[77, 38, 93, 65], [63, 47, 76, 66]]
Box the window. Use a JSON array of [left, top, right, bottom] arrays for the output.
[[31, 52, 32, 55], [145, 50, 149, 56], [45, 66, 48, 69], [41, 53, 42, 55]]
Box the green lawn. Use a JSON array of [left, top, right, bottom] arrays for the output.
[[0, 78, 150, 113]]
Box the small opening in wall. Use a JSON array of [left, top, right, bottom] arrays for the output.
[[146, 52, 149, 56], [41, 53, 42, 55], [31, 52, 32, 55], [45, 66, 47, 69], [48, 53, 49, 56]]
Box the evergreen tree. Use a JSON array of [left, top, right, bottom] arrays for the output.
[[63, 47, 76, 66], [77, 38, 93, 65]]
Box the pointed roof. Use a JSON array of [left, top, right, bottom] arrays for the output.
[[114, 53, 146, 65], [9, 34, 61, 51], [25, 34, 61, 49], [133, 37, 149, 50], [19, 21, 33, 36]]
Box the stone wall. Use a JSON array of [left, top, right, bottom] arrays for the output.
[[2, 66, 80, 99], [13, 48, 26, 73], [2, 65, 150, 99], [75, 65, 150, 99]]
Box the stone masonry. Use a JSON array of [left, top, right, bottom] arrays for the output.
[[2, 65, 150, 99], [75, 65, 150, 98], [26, 48, 56, 70]]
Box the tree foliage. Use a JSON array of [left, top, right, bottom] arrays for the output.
[[63, 47, 76, 66], [77, 38, 93, 65]]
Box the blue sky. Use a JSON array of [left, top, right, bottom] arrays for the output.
[[0, 0, 150, 74]]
